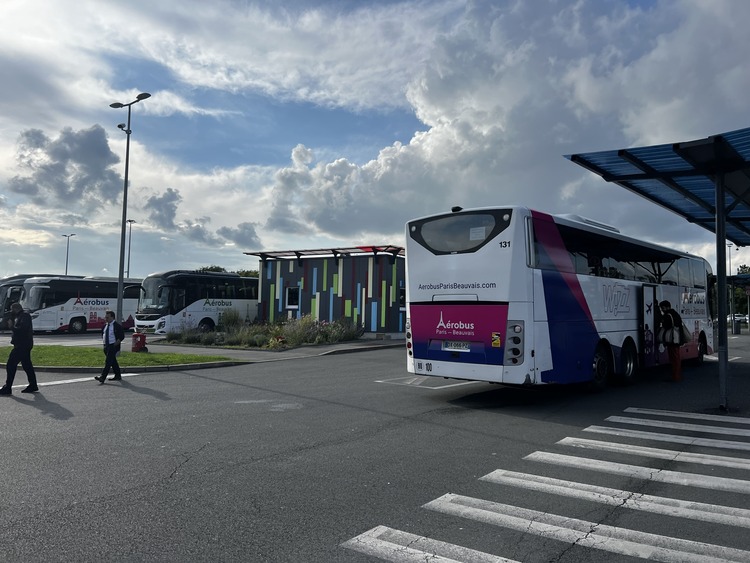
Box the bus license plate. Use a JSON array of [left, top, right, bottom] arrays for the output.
[[442, 340, 470, 352]]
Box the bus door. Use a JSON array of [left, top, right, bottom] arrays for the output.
[[641, 285, 658, 368]]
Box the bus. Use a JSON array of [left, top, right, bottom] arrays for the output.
[[19, 276, 141, 333], [405, 206, 714, 388], [134, 270, 259, 334], [0, 274, 83, 330]]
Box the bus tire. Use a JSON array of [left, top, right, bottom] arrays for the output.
[[693, 334, 707, 366], [590, 342, 612, 391], [69, 317, 87, 334], [198, 319, 215, 332], [618, 340, 638, 385]]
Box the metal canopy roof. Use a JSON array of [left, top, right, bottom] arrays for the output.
[[566, 126, 750, 411], [244, 245, 404, 262], [566, 126, 750, 247]]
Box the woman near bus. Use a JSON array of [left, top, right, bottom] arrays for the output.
[[659, 300, 683, 382]]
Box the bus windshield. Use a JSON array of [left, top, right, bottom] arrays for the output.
[[138, 277, 173, 315], [22, 286, 49, 311]]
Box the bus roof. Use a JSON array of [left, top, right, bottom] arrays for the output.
[[408, 205, 706, 263], [143, 270, 247, 279], [22, 276, 142, 285]]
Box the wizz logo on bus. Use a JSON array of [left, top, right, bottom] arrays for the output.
[[435, 311, 475, 335], [603, 283, 630, 316], [203, 299, 233, 307]]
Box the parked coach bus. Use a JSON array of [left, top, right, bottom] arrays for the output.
[[405, 206, 714, 389], [1, 274, 78, 330], [134, 270, 259, 334], [19, 276, 141, 333]]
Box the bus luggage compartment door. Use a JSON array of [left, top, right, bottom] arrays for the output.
[[409, 303, 508, 365]]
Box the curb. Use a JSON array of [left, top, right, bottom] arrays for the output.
[[0, 341, 403, 374]]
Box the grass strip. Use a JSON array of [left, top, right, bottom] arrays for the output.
[[0, 346, 233, 368]]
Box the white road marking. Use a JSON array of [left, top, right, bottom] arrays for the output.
[[605, 416, 750, 437], [623, 407, 750, 425], [583, 425, 750, 452], [23, 373, 141, 388], [526, 451, 750, 494], [375, 376, 478, 389], [341, 525, 517, 563], [558, 437, 750, 469], [424, 493, 750, 563], [481, 469, 750, 528]]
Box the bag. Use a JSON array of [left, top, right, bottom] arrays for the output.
[[657, 313, 688, 345], [680, 323, 691, 345]]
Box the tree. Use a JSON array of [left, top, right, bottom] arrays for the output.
[[198, 265, 227, 272], [237, 269, 259, 278]]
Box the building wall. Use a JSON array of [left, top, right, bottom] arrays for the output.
[[258, 254, 405, 333]]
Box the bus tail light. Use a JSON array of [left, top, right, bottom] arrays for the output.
[[504, 321, 524, 365], [405, 318, 413, 356]]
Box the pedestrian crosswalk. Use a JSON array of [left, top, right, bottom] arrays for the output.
[[342, 407, 750, 562]]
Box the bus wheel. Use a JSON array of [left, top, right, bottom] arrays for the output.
[[591, 343, 612, 391], [619, 340, 638, 385], [693, 335, 706, 366], [198, 319, 215, 332], [69, 317, 87, 334]]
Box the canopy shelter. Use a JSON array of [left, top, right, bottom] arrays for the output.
[[566, 126, 750, 410], [245, 245, 404, 265]]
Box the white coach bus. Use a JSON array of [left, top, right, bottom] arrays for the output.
[[134, 270, 259, 334], [405, 206, 714, 388], [19, 276, 141, 333]]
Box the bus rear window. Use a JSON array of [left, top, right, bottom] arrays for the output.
[[408, 209, 513, 254]]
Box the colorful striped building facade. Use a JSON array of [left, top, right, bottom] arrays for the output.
[[245, 246, 405, 333]]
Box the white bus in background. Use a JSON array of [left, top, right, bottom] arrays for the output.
[[135, 270, 259, 334], [19, 276, 141, 333], [405, 206, 714, 389], [1, 274, 80, 330]]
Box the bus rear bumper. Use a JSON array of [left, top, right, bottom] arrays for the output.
[[407, 357, 538, 385]]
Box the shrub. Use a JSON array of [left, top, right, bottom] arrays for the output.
[[165, 315, 364, 349], [218, 309, 243, 332]]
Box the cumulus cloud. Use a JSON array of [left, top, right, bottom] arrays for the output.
[[145, 187, 182, 230], [217, 222, 262, 248], [4, 0, 750, 277], [8, 126, 122, 212]]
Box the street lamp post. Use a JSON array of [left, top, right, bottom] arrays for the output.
[[110, 92, 150, 321], [62, 233, 76, 275], [126, 219, 136, 278]]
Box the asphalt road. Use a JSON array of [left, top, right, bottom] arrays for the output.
[[0, 335, 749, 562]]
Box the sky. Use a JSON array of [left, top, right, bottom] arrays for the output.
[[2, 0, 750, 281]]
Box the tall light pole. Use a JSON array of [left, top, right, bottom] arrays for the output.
[[126, 219, 136, 278], [110, 92, 150, 321], [62, 233, 76, 275]]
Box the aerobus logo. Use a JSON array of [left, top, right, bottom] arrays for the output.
[[435, 311, 475, 335], [74, 298, 111, 306], [203, 299, 233, 307], [603, 283, 630, 316]]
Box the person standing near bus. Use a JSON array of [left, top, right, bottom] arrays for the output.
[[0, 302, 39, 394], [659, 300, 683, 382], [95, 310, 124, 383]]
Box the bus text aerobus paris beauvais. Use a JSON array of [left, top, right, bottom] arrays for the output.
[[134, 270, 258, 334], [405, 206, 714, 388], [19, 276, 141, 333]]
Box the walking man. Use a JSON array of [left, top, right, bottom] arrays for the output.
[[95, 310, 124, 383], [658, 300, 683, 382], [0, 302, 39, 394]]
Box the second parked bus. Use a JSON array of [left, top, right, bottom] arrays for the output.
[[135, 270, 259, 334], [405, 206, 714, 388]]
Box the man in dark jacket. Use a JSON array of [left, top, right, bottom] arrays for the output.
[[95, 310, 125, 383], [0, 303, 39, 394]]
